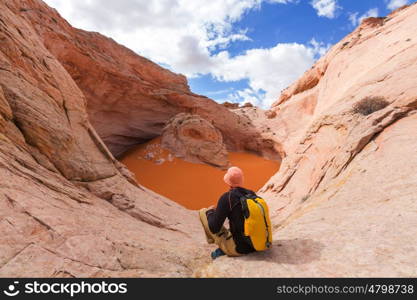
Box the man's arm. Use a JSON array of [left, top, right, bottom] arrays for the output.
[[206, 192, 230, 234]]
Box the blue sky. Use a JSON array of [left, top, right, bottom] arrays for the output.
[[44, 0, 411, 107], [189, 0, 405, 104]]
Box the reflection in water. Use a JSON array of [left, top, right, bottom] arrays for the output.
[[121, 138, 280, 210]]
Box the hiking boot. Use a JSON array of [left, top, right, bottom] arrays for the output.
[[211, 248, 225, 260]]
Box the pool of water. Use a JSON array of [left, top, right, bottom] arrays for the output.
[[121, 137, 280, 210]]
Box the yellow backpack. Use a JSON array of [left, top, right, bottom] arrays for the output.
[[240, 194, 273, 251]]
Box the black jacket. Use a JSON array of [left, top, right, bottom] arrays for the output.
[[206, 187, 256, 254]]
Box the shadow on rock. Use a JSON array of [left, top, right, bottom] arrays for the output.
[[240, 239, 324, 265]]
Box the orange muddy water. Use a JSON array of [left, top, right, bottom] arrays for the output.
[[121, 138, 280, 210]]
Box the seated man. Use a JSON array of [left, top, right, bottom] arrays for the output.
[[199, 166, 256, 259]]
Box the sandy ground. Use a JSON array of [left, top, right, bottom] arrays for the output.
[[121, 138, 280, 210]]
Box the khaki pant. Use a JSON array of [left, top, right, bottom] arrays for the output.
[[199, 208, 242, 257]]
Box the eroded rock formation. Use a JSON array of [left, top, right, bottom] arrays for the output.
[[202, 4, 417, 276], [1, 0, 416, 278], [14, 0, 276, 159], [161, 113, 229, 168], [0, 0, 205, 277]]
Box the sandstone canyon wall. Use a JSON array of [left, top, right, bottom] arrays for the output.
[[13, 0, 278, 160], [201, 4, 417, 276], [0, 0, 416, 278], [0, 0, 207, 277]]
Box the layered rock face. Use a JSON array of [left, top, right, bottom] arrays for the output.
[[14, 0, 278, 160], [202, 4, 417, 276], [161, 113, 229, 168], [0, 0, 206, 277], [1, 0, 416, 278]]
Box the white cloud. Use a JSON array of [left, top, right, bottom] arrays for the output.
[[386, 0, 409, 10], [44, 0, 261, 76], [203, 88, 235, 96], [348, 8, 379, 27], [225, 88, 265, 107], [212, 39, 329, 107], [310, 0, 341, 19], [44, 0, 299, 76], [43, 0, 326, 108], [348, 12, 359, 26]]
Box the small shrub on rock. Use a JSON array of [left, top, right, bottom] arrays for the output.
[[353, 96, 389, 116]]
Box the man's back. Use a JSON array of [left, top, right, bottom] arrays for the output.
[[206, 187, 256, 254]]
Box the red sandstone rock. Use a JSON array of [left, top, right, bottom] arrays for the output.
[[0, 0, 203, 277], [265, 110, 277, 119], [15, 0, 273, 159], [161, 113, 229, 168], [1, 0, 417, 278], [242, 102, 254, 108], [204, 3, 417, 277], [221, 101, 240, 109]]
